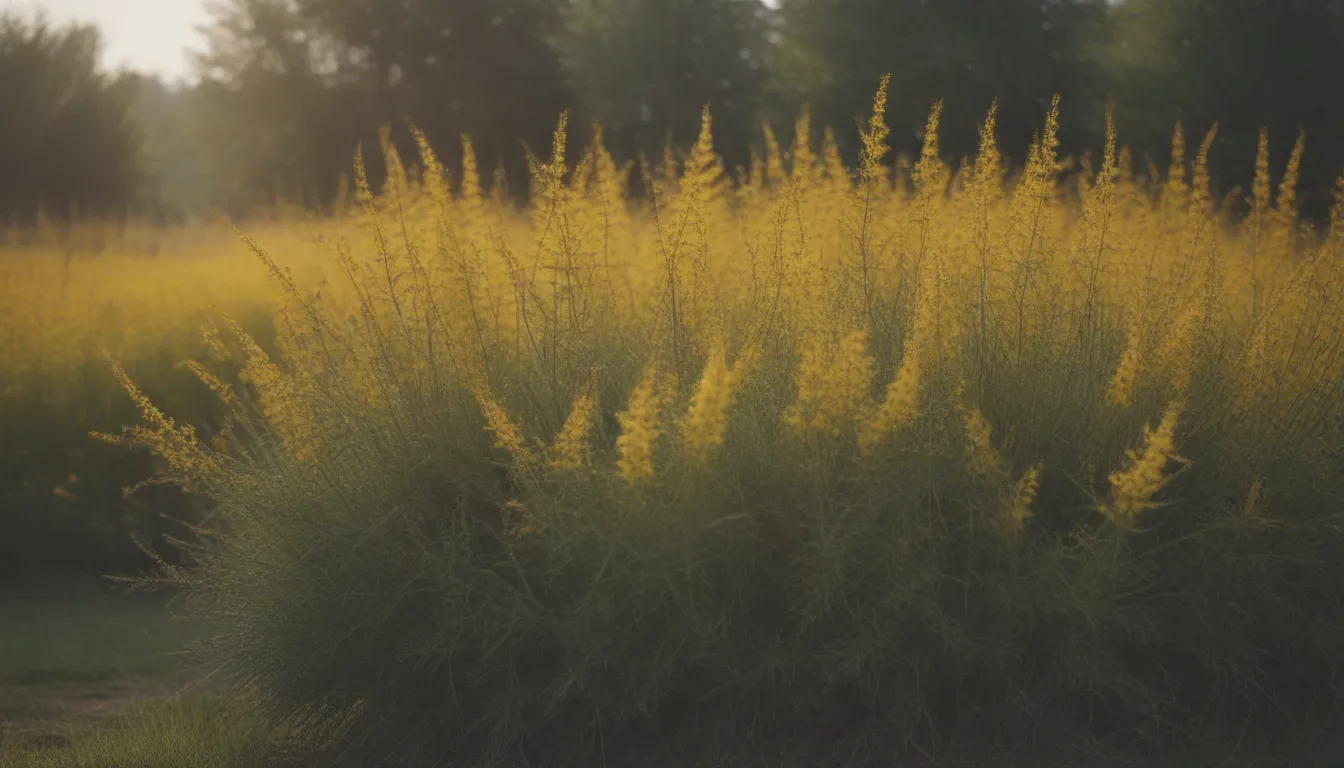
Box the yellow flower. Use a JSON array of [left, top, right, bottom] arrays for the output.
[[1007, 463, 1043, 532], [784, 330, 872, 439], [225, 317, 321, 464], [1235, 317, 1276, 413], [1243, 477, 1264, 519], [1106, 314, 1144, 408], [762, 121, 786, 187], [683, 342, 756, 462], [180, 359, 236, 407], [961, 407, 1001, 475], [859, 267, 942, 454], [1105, 403, 1185, 527], [860, 353, 920, 455], [550, 373, 597, 471], [858, 75, 891, 186], [474, 386, 536, 469], [617, 364, 665, 483], [91, 358, 241, 491], [1153, 306, 1199, 398], [504, 498, 543, 537]]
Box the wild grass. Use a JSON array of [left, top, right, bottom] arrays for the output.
[[1, 691, 294, 768], [6, 698, 266, 768], [6, 86, 1344, 765], [0, 221, 309, 580], [0, 591, 247, 767]]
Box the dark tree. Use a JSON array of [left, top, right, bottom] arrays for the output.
[[552, 0, 773, 173], [194, 0, 574, 210], [1103, 0, 1344, 220], [190, 0, 374, 215], [772, 0, 1109, 167], [0, 12, 146, 225], [300, 0, 573, 183]]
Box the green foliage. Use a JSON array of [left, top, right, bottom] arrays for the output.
[[131, 80, 217, 224], [2, 695, 280, 768], [5, 0, 1344, 223], [188, 0, 374, 216]]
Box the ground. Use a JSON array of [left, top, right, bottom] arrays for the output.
[[2, 586, 1341, 767], [0, 586, 239, 767]]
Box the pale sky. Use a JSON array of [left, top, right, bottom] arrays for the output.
[[2, 0, 211, 82]]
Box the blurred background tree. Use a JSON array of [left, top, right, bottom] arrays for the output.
[[2, 0, 1343, 223], [1102, 0, 1344, 220], [0, 12, 145, 226], [300, 0, 572, 184], [187, 0, 375, 216], [181, 0, 573, 212], [552, 0, 772, 174], [772, 0, 1110, 168]]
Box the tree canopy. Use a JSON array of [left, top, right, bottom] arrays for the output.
[[0, 12, 145, 224]]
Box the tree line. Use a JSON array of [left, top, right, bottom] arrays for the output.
[[2, 0, 1342, 226]]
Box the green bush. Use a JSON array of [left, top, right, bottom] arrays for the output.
[[105, 101, 1344, 765]]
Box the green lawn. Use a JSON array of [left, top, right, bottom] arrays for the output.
[[0, 588, 281, 768]]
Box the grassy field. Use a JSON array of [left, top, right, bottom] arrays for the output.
[[0, 589, 276, 767]]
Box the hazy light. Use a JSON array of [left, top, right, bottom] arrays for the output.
[[1, 0, 210, 82]]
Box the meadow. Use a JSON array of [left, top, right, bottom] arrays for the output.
[[3, 83, 1344, 766]]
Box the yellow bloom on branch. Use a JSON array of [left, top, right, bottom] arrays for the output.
[[683, 341, 756, 462], [550, 372, 597, 471], [1007, 463, 1043, 532], [617, 364, 665, 483], [784, 329, 872, 440], [475, 386, 536, 469], [1105, 403, 1186, 527]]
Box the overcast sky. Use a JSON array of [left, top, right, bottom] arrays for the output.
[[2, 0, 210, 82]]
